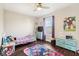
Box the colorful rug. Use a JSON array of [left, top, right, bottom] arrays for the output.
[[23, 44, 64, 56]]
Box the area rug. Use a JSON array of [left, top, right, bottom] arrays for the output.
[[23, 44, 64, 56]]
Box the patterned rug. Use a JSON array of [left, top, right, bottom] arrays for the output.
[[23, 44, 64, 56]]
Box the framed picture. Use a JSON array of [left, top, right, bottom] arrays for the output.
[[64, 16, 76, 31]]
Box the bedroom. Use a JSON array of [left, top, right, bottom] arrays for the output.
[[0, 3, 79, 56]]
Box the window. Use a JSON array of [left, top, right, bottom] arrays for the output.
[[44, 16, 53, 36], [43, 16, 55, 38]]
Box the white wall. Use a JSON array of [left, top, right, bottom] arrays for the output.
[[54, 4, 79, 50], [4, 10, 37, 37], [37, 4, 79, 49], [0, 8, 4, 45]]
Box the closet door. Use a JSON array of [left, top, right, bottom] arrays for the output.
[[43, 16, 55, 42]]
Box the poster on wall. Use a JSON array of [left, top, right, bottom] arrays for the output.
[[64, 16, 76, 31]]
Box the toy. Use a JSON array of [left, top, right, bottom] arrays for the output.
[[1, 35, 15, 56]]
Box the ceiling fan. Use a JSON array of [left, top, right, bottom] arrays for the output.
[[34, 3, 49, 11]]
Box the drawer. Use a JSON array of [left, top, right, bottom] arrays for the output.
[[65, 40, 76, 46], [56, 39, 65, 43], [56, 42, 64, 47], [70, 46, 76, 51], [65, 45, 76, 51], [56, 41, 64, 45], [65, 45, 71, 50]]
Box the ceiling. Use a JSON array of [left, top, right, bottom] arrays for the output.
[[1, 3, 72, 17]]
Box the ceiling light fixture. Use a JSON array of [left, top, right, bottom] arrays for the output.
[[34, 3, 49, 11], [37, 6, 42, 11]]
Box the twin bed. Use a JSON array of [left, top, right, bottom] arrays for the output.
[[1, 34, 36, 56], [15, 35, 36, 45]]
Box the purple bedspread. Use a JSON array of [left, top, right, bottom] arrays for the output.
[[16, 35, 35, 45]]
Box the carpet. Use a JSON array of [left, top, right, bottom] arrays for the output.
[[23, 44, 64, 56]]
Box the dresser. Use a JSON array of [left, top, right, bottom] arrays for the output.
[[56, 38, 77, 52], [36, 32, 43, 40]]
